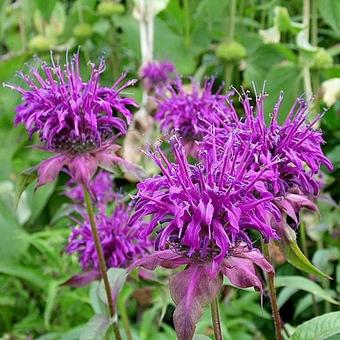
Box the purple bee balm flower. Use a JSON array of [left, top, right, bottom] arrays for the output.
[[131, 136, 280, 261], [67, 195, 150, 271], [155, 78, 232, 147], [203, 88, 333, 227], [129, 136, 276, 339], [140, 60, 176, 92], [66, 170, 114, 208], [6, 53, 138, 186], [129, 244, 273, 340]]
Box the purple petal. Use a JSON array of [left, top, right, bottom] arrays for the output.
[[68, 155, 98, 184], [62, 270, 100, 287], [38, 154, 66, 186], [128, 250, 190, 272], [169, 263, 223, 340]]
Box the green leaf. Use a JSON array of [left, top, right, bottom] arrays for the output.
[[0, 190, 29, 264], [277, 286, 298, 308], [15, 166, 38, 208], [319, 0, 340, 34], [277, 239, 331, 279], [79, 314, 112, 340], [292, 311, 340, 340], [275, 276, 340, 306], [34, 0, 56, 20], [0, 263, 47, 289], [294, 294, 323, 318], [44, 281, 60, 330], [264, 63, 303, 123], [26, 181, 56, 225], [98, 268, 127, 311]]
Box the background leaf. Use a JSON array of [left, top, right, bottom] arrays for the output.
[[292, 311, 340, 340]]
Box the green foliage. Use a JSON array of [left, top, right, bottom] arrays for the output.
[[0, 0, 339, 339], [292, 311, 340, 340]]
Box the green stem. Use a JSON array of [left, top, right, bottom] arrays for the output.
[[82, 185, 122, 340], [183, 0, 191, 47], [210, 297, 223, 340], [118, 297, 133, 340], [262, 243, 283, 340], [302, 0, 313, 101], [228, 0, 236, 42], [225, 0, 236, 87], [110, 18, 120, 78], [225, 64, 234, 88], [311, 0, 320, 112], [311, 0, 318, 47]]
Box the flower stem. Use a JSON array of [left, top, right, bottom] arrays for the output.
[[118, 297, 133, 340], [262, 243, 283, 340], [228, 0, 236, 42], [82, 184, 122, 340], [225, 0, 237, 87], [302, 0, 313, 102], [210, 296, 223, 340]]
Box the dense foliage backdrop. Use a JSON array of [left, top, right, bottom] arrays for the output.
[[0, 0, 339, 339]]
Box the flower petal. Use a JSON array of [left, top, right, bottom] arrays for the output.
[[38, 155, 66, 186]]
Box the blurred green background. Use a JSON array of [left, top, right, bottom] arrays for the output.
[[0, 0, 339, 339]]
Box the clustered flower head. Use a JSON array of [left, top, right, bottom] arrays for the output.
[[129, 136, 277, 339], [140, 60, 176, 92], [131, 136, 280, 263], [203, 88, 333, 229], [6, 52, 137, 186], [67, 190, 150, 271], [155, 78, 233, 147]]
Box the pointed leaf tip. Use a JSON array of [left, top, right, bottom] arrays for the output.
[[15, 166, 38, 208], [277, 239, 331, 279]]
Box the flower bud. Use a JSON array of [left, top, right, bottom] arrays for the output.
[[215, 41, 247, 62], [97, 1, 125, 17], [28, 35, 55, 52], [73, 23, 93, 40], [311, 48, 333, 70]]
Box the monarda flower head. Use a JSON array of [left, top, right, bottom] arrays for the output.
[[67, 194, 150, 271], [139, 60, 176, 92], [155, 78, 232, 151], [6, 52, 137, 186], [203, 88, 333, 229], [129, 136, 276, 339]]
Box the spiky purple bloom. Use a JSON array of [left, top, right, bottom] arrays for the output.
[[203, 89, 333, 228], [129, 137, 276, 339], [6, 53, 137, 186], [67, 196, 150, 271], [131, 136, 279, 261], [155, 78, 232, 147], [140, 60, 176, 92]]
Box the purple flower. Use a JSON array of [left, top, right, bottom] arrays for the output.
[[203, 89, 333, 227], [129, 136, 276, 339], [140, 60, 176, 92], [155, 78, 232, 147], [66, 170, 114, 208], [6, 53, 138, 186], [67, 195, 150, 271], [130, 244, 272, 340], [131, 136, 279, 262]]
